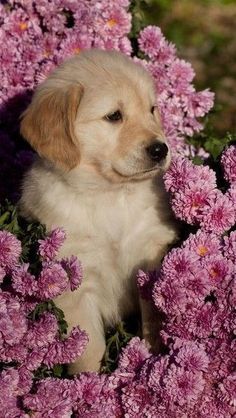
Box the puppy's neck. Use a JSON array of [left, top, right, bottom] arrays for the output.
[[61, 163, 154, 195]]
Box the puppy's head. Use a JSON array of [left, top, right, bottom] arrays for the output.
[[21, 49, 170, 182]]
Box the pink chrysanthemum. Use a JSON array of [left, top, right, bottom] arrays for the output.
[[221, 145, 236, 184], [38, 228, 66, 262], [0, 292, 27, 346], [37, 262, 69, 299], [200, 191, 235, 234], [12, 263, 38, 296], [164, 367, 205, 405], [118, 337, 150, 373], [183, 230, 221, 258], [223, 230, 236, 263], [24, 378, 73, 418], [0, 230, 21, 269], [43, 326, 88, 367], [25, 312, 58, 349], [61, 255, 83, 291]]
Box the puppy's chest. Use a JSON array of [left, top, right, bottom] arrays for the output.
[[64, 185, 172, 274]]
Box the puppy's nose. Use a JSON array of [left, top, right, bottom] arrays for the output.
[[145, 141, 169, 162]]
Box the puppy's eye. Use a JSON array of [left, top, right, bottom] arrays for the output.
[[105, 110, 122, 122], [151, 106, 156, 114]]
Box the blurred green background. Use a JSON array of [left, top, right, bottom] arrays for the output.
[[130, 0, 236, 135]]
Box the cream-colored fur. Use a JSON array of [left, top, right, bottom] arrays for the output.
[[20, 49, 178, 373]]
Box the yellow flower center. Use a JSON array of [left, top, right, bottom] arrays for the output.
[[197, 245, 208, 256], [107, 18, 117, 28], [210, 268, 218, 279], [43, 50, 51, 58], [73, 47, 81, 54], [19, 22, 28, 31]]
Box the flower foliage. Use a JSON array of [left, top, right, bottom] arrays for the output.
[[0, 0, 235, 417]]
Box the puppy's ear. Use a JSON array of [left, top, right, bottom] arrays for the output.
[[20, 84, 83, 170]]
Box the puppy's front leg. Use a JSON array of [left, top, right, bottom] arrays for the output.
[[55, 287, 106, 373]]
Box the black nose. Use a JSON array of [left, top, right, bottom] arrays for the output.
[[145, 141, 169, 162]]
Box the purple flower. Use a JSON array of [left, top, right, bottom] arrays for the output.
[[174, 340, 209, 372], [223, 230, 236, 262], [138, 26, 164, 59], [38, 228, 66, 261], [183, 230, 221, 258], [37, 262, 68, 299], [221, 145, 236, 184], [0, 292, 27, 347], [24, 378, 73, 418], [12, 263, 38, 296], [200, 191, 235, 234], [163, 367, 205, 405], [25, 312, 58, 349], [0, 230, 21, 269], [43, 326, 88, 367], [118, 337, 150, 373], [61, 255, 83, 291], [0, 368, 27, 417]]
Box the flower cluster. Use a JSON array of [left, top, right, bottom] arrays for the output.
[[0, 228, 88, 417], [164, 154, 236, 232], [0, 0, 131, 107]]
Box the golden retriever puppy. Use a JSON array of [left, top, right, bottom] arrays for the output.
[[20, 49, 177, 373]]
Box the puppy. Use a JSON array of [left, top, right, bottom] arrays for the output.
[[20, 49, 178, 373]]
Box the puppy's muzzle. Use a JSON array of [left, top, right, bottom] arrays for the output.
[[145, 140, 169, 163]]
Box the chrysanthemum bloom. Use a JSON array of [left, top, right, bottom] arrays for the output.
[[37, 262, 69, 299], [12, 263, 38, 296], [24, 378, 74, 418], [25, 312, 58, 349], [221, 145, 236, 184], [42, 326, 88, 368], [38, 228, 66, 261], [61, 255, 83, 291], [0, 292, 27, 346], [0, 230, 21, 269]]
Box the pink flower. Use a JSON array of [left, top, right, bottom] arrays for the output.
[[164, 367, 205, 405], [221, 145, 236, 184], [0, 230, 21, 269], [138, 26, 163, 59], [0, 292, 27, 346], [25, 312, 58, 349], [200, 191, 235, 234], [24, 378, 73, 418], [223, 230, 236, 262], [12, 263, 38, 296], [61, 255, 83, 291], [0, 368, 27, 417], [38, 228, 66, 261], [118, 337, 150, 373], [183, 90, 215, 118], [204, 255, 233, 288], [183, 230, 221, 258], [43, 326, 88, 367], [171, 182, 216, 224], [164, 157, 196, 192], [37, 262, 68, 299], [174, 340, 209, 372]]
